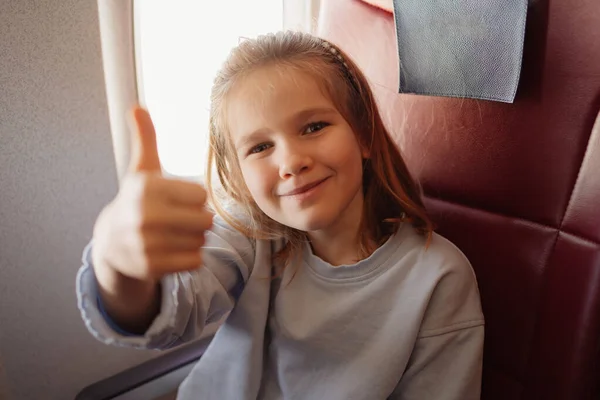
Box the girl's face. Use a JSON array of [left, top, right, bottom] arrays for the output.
[[227, 65, 367, 237]]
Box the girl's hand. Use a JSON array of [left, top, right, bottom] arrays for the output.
[[92, 107, 213, 285]]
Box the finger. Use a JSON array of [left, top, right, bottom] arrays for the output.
[[143, 231, 206, 252], [145, 251, 204, 276], [158, 179, 208, 206], [144, 208, 214, 233], [128, 106, 162, 174]]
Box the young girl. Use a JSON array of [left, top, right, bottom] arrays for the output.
[[77, 31, 484, 399]]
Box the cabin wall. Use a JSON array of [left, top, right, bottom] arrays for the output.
[[0, 0, 156, 398]]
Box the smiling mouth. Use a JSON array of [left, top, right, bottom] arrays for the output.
[[281, 177, 329, 196]]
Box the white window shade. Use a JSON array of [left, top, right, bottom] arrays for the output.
[[135, 0, 319, 178]]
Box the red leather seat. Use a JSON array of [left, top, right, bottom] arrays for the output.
[[318, 0, 600, 398]]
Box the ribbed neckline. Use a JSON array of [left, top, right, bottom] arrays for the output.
[[303, 223, 410, 281]]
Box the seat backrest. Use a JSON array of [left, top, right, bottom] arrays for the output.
[[318, 0, 600, 398]]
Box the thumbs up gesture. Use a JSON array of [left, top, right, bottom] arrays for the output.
[[92, 107, 213, 286]]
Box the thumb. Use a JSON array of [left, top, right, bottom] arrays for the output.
[[127, 106, 162, 173]]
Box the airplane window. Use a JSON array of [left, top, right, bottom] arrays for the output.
[[135, 0, 284, 177]]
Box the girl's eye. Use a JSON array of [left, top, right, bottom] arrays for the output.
[[304, 121, 329, 134], [249, 143, 271, 155]]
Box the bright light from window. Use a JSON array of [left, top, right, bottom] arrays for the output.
[[135, 0, 284, 177]]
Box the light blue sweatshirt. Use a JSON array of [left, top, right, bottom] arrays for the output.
[[77, 217, 484, 399]]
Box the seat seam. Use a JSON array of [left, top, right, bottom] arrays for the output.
[[424, 195, 600, 246]]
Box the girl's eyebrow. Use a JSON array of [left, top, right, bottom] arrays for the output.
[[234, 128, 269, 151], [235, 106, 338, 150], [289, 107, 337, 124]]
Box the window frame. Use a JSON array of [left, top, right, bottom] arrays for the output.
[[97, 0, 138, 183]]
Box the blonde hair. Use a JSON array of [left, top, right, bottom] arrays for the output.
[[206, 31, 433, 266]]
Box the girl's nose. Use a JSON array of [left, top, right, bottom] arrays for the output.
[[278, 150, 313, 178]]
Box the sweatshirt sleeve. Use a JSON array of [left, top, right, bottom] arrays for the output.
[[389, 243, 485, 400], [76, 215, 256, 350], [389, 324, 484, 400]]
